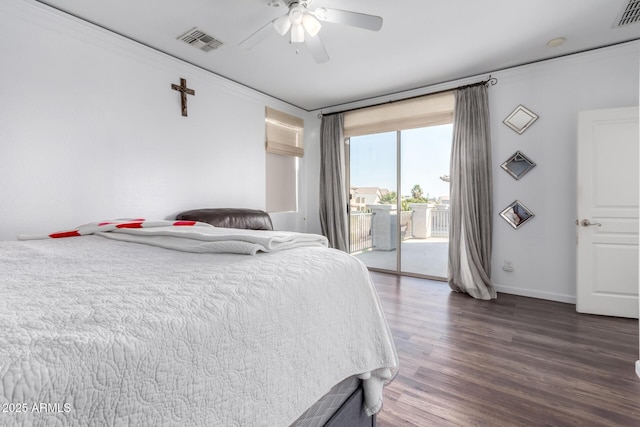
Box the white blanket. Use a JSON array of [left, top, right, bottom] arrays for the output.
[[17, 219, 329, 255], [0, 235, 398, 426], [97, 225, 329, 255]]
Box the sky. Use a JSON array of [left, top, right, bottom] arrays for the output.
[[349, 124, 453, 200]]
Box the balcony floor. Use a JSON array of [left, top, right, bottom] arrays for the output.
[[352, 237, 448, 279]]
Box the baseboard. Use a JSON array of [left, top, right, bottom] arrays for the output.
[[636, 360, 640, 379], [493, 283, 576, 304]]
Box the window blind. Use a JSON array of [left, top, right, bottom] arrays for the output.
[[343, 91, 455, 137], [265, 107, 304, 157]]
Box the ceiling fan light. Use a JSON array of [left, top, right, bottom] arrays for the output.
[[273, 15, 292, 35], [302, 14, 321, 36], [313, 7, 328, 21], [289, 6, 304, 25], [291, 24, 305, 43]]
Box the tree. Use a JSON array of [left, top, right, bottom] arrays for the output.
[[378, 191, 397, 204], [411, 184, 423, 199]]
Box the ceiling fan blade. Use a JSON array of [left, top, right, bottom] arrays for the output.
[[305, 34, 330, 64], [239, 20, 276, 50], [313, 8, 383, 31]]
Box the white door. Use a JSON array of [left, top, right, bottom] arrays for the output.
[[577, 107, 638, 318]]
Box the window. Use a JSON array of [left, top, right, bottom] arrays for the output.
[[265, 107, 304, 213]]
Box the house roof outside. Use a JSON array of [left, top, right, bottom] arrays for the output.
[[351, 187, 383, 206]]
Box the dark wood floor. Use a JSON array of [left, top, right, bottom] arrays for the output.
[[371, 272, 640, 427]]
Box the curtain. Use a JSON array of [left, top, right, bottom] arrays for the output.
[[319, 113, 348, 251], [448, 84, 496, 300]]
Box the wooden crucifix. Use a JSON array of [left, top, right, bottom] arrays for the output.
[[171, 78, 195, 117]]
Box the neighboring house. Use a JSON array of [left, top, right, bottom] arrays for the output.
[[350, 187, 387, 212]]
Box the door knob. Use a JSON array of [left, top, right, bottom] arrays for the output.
[[580, 219, 602, 227]]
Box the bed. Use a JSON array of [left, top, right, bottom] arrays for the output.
[[0, 209, 398, 426]]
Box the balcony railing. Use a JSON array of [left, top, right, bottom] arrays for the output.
[[430, 208, 450, 238], [349, 206, 450, 254], [350, 212, 373, 254]]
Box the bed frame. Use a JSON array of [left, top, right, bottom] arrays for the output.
[[324, 386, 375, 427]]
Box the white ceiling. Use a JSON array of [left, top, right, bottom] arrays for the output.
[[37, 0, 640, 111]]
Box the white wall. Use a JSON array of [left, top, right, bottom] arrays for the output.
[[0, 0, 316, 240], [317, 41, 639, 304], [489, 42, 639, 303]]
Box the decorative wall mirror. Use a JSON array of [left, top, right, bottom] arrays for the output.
[[501, 151, 536, 180], [500, 200, 534, 229], [503, 105, 538, 134]]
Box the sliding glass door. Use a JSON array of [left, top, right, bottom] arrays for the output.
[[347, 124, 453, 280], [348, 131, 397, 272], [399, 126, 452, 278]]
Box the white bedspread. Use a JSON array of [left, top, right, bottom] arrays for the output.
[[0, 235, 398, 426]]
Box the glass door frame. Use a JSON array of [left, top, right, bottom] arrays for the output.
[[345, 131, 448, 282]]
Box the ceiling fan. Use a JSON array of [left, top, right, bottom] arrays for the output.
[[239, 0, 383, 63]]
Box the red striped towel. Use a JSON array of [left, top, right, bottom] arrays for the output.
[[18, 219, 210, 240]]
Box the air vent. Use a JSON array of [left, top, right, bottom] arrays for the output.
[[614, 0, 640, 27], [178, 28, 223, 52]]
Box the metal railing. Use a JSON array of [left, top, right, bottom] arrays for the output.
[[349, 212, 373, 253], [349, 207, 450, 254]]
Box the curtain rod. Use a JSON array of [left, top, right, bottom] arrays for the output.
[[318, 76, 498, 118], [457, 76, 498, 91]]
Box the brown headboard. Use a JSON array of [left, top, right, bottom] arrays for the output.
[[175, 208, 273, 231]]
